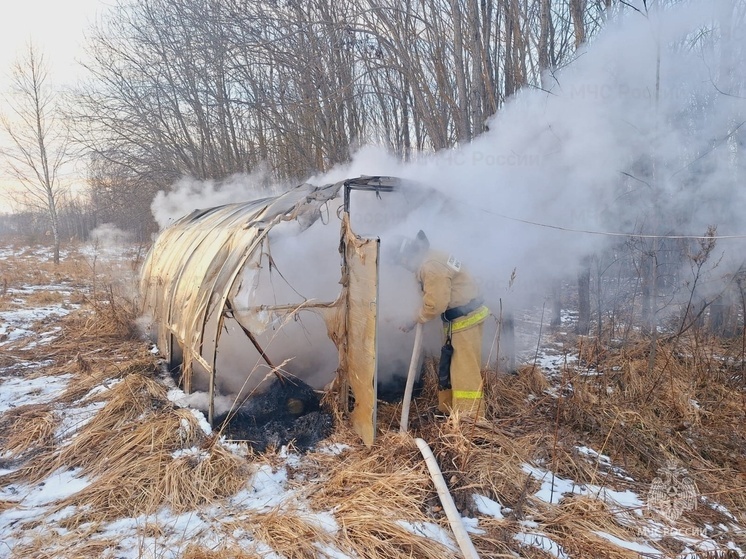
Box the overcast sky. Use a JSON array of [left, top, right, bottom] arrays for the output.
[[0, 0, 105, 212], [0, 0, 104, 90]]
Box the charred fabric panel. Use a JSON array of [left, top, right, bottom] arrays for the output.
[[338, 213, 378, 446], [140, 179, 383, 444]]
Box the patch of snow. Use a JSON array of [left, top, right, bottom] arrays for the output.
[[396, 519, 457, 551], [55, 400, 107, 440], [308, 510, 339, 533], [576, 445, 612, 465], [473, 494, 504, 519], [179, 409, 211, 437], [228, 464, 292, 512], [704, 498, 738, 521], [523, 464, 584, 504], [515, 531, 571, 559], [462, 516, 485, 535], [171, 447, 210, 461], [593, 530, 662, 554], [317, 442, 352, 455], [0, 374, 72, 409]]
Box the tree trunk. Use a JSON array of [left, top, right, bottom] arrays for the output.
[[551, 280, 562, 328], [500, 311, 516, 373], [569, 0, 586, 49], [577, 259, 591, 335]]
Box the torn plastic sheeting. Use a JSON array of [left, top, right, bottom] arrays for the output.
[[140, 178, 395, 445]]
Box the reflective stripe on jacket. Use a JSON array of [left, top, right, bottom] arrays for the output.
[[449, 305, 490, 333]]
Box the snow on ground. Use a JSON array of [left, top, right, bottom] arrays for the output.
[[0, 244, 744, 558], [0, 305, 72, 345]]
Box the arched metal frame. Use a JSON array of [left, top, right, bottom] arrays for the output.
[[140, 176, 399, 445]]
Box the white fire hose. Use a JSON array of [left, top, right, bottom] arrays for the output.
[[416, 438, 481, 559], [399, 322, 423, 433], [398, 324, 480, 559]]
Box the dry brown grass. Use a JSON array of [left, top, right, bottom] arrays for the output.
[[24, 290, 66, 306], [242, 508, 336, 559], [1, 242, 744, 558], [0, 247, 87, 289], [296, 431, 457, 558], [160, 439, 251, 512], [0, 403, 57, 458], [10, 539, 119, 559], [181, 544, 261, 559], [561, 335, 746, 520]]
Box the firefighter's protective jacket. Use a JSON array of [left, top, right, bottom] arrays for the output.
[[415, 250, 480, 324], [415, 249, 488, 418]]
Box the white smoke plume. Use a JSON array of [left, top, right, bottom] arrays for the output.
[[150, 165, 280, 229], [89, 223, 133, 248], [148, 0, 746, 394]]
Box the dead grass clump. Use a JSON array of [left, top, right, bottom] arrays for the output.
[[85, 293, 140, 340], [246, 508, 336, 559], [0, 403, 57, 458], [303, 432, 453, 558], [465, 518, 519, 557], [24, 290, 65, 306], [90, 372, 171, 426], [51, 412, 248, 525], [58, 353, 159, 405], [514, 365, 551, 396], [9, 533, 118, 559], [532, 496, 648, 558], [161, 439, 251, 512], [483, 370, 547, 420], [547, 440, 609, 487], [182, 544, 260, 559], [420, 417, 540, 515], [0, 375, 193, 487]]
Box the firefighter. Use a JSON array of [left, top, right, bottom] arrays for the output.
[[394, 230, 490, 418]]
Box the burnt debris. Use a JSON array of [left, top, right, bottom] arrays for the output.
[[214, 376, 334, 452]]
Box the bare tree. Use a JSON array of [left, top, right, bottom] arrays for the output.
[[1, 44, 69, 263]]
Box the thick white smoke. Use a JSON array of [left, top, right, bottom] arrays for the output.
[[151, 166, 280, 229], [150, 0, 746, 394]]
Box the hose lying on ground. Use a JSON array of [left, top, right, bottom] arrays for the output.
[[415, 437, 481, 559]]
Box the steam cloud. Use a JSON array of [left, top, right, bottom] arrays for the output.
[[150, 1, 746, 395]]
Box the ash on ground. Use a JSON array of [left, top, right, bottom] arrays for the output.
[[378, 372, 424, 403], [214, 376, 334, 452]]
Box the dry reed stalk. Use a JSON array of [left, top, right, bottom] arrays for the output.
[[160, 439, 251, 512], [9, 531, 118, 559], [181, 544, 261, 559], [57, 353, 159, 405], [0, 376, 194, 487], [300, 432, 454, 558], [0, 403, 57, 457], [246, 508, 336, 559], [49, 413, 248, 525]]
